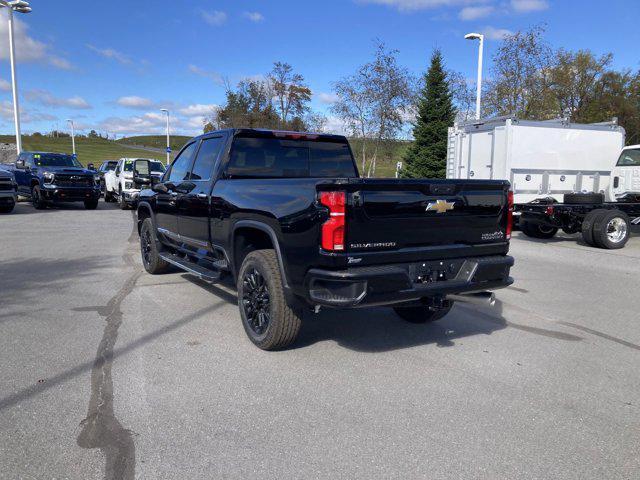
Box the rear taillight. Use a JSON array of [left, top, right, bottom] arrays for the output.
[[506, 190, 514, 240], [319, 191, 346, 251]]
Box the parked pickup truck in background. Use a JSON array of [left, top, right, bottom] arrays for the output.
[[104, 157, 165, 209], [0, 166, 18, 213], [6, 151, 101, 210], [134, 129, 514, 350]]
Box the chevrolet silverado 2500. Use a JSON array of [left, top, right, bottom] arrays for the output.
[[134, 129, 514, 350]]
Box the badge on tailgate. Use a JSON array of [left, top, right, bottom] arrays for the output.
[[425, 199, 455, 213]]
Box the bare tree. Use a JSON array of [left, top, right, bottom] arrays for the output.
[[447, 70, 476, 122], [332, 72, 375, 173], [332, 42, 411, 176], [548, 50, 613, 120], [484, 26, 554, 119], [269, 62, 312, 127]]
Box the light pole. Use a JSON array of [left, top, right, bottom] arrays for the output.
[[1, 1, 32, 154], [465, 32, 484, 120], [160, 108, 170, 165], [66, 119, 76, 155]]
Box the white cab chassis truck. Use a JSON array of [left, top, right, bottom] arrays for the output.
[[517, 145, 640, 249], [446, 116, 625, 204], [446, 117, 640, 249]]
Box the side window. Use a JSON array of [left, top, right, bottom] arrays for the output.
[[115, 162, 121, 175], [168, 142, 198, 182], [189, 136, 224, 181], [25, 154, 34, 167]]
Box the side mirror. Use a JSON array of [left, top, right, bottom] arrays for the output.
[[133, 159, 152, 186], [15, 159, 25, 169], [175, 181, 196, 194], [152, 182, 169, 193], [87, 163, 95, 171]]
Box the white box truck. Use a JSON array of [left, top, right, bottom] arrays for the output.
[[446, 117, 625, 203]]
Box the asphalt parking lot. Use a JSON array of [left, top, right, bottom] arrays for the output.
[[1, 202, 639, 480]]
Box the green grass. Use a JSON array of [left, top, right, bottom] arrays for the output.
[[349, 138, 411, 178], [116, 135, 191, 153], [0, 135, 167, 168]]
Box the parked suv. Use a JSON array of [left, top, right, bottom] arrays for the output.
[[0, 166, 17, 213], [6, 152, 100, 209], [104, 158, 165, 208], [135, 129, 514, 350]]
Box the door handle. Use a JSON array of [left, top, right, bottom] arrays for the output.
[[170, 191, 178, 197], [197, 193, 207, 200]]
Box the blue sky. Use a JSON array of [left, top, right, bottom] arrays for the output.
[[0, 0, 638, 137]]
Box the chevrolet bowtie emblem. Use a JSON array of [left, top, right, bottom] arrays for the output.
[[426, 199, 455, 213]]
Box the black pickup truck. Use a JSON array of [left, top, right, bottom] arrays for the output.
[[134, 129, 514, 350], [6, 151, 101, 209]]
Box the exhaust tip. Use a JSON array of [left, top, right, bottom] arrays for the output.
[[448, 291, 495, 307]]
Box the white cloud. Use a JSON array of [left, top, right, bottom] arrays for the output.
[[243, 11, 265, 22], [0, 78, 10, 92], [0, 14, 72, 70], [98, 112, 166, 135], [86, 44, 132, 65], [355, 0, 475, 12], [25, 90, 92, 109], [510, 0, 549, 12], [117, 96, 155, 109], [0, 100, 58, 123], [317, 92, 340, 105], [188, 64, 224, 86], [323, 115, 349, 135], [97, 111, 207, 136], [480, 26, 514, 40], [49, 57, 74, 70], [178, 104, 218, 117], [459, 5, 494, 20], [200, 10, 227, 26]]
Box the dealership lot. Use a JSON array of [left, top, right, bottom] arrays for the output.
[[1, 203, 639, 480]]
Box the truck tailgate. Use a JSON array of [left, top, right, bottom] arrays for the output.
[[342, 179, 510, 253]]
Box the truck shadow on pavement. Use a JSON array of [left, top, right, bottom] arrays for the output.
[[182, 276, 582, 353], [295, 300, 583, 352], [0, 256, 112, 309], [295, 302, 509, 352], [11, 201, 123, 215]]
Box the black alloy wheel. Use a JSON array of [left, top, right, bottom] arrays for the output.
[[141, 226, 153, 269], [241, 268, 271, 336]]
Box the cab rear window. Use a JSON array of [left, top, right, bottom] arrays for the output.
[[226, 136, 357, 178], [616, 149, 640, 166]]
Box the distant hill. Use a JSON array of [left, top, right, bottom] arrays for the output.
[[117, 135, 191, 153], [0, 134, 167, 168]]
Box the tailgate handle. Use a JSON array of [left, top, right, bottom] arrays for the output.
[[429, 184, 456, 195]]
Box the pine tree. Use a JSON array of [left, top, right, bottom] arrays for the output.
[[402, 50, 455, 179]]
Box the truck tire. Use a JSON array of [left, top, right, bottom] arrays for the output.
[[393, 303, 453, 323], [84, 199, 99, 210], [564, 192, 604, 205], [31, 185, 47, 210], [104, 186, 113, 202], [118, 188, 129, 210], [237, 249, 302, 350], [140, 218, 170, 274], [581, 209, 608, 246], [591, 210, 630, 249], [520, 220, 558, 239]]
